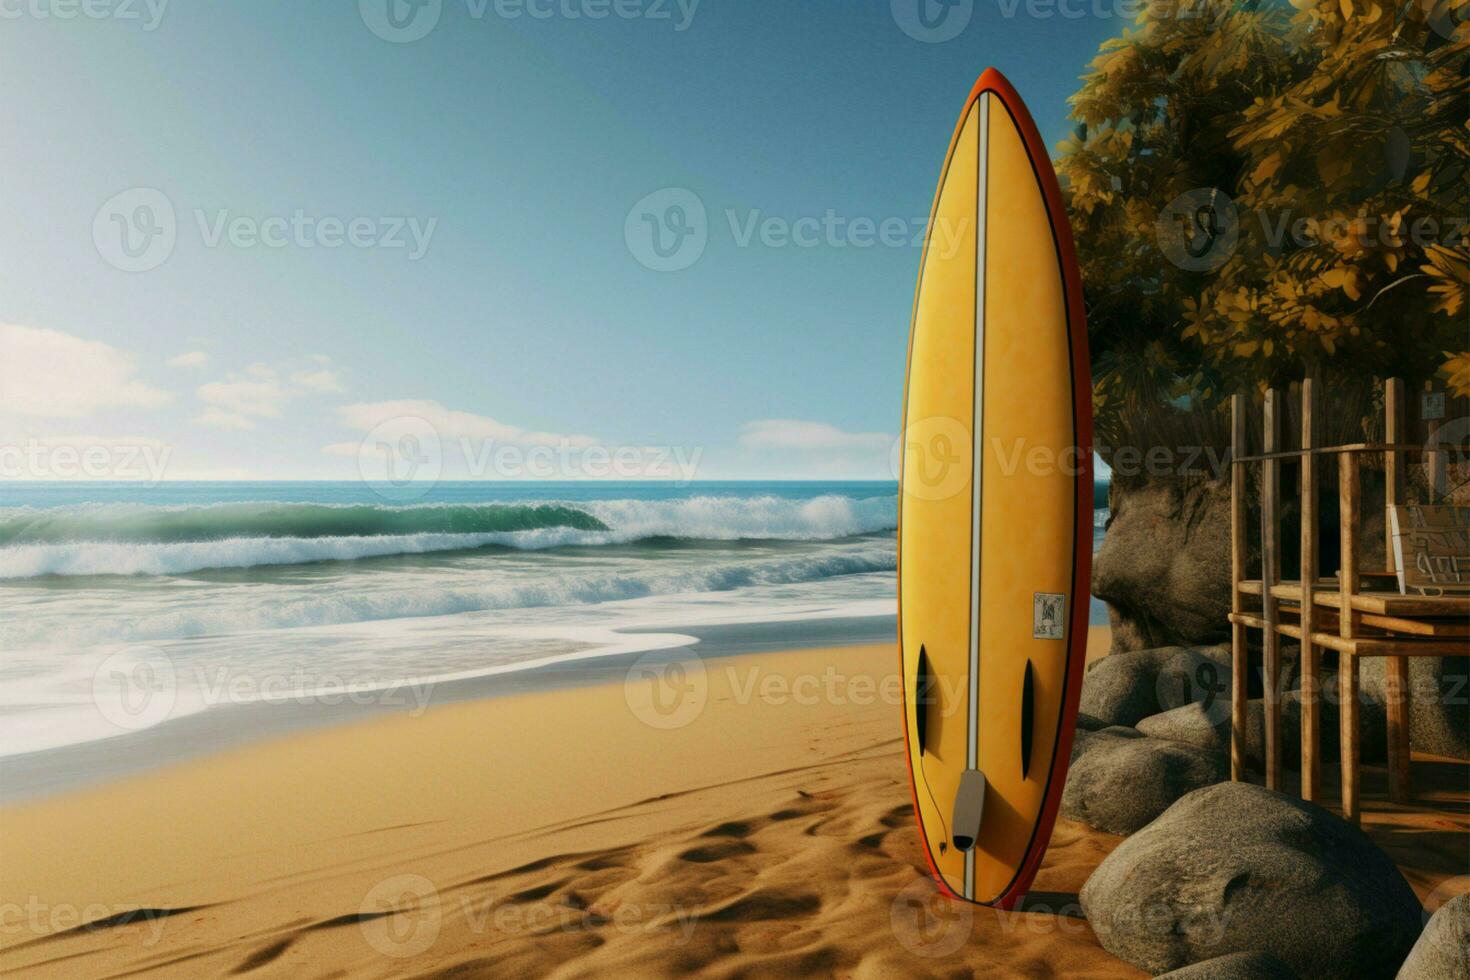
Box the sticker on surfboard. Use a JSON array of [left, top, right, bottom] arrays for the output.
[[1033, 593, 1066, 640]]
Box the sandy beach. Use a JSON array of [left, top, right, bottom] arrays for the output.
[[1, 628, 1464, 979]]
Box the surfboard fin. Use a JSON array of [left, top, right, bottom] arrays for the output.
[[1021, 659, 1035, 779], [951, 768, 986, 851], [915, 646, 935, 755]]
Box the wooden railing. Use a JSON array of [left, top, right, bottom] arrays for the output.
[[1228, 378, 1469, 824]]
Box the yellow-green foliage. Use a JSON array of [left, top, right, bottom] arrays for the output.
[[1059, 0, 1468, 446]]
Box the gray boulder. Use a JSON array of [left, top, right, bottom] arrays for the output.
[[1139, 699, 1249, 758], [1093, 477, 1233, 653], [1156, 643, 1236, 713], [1062, 726, 1227, 835], [1138, 692, 1388, 770], [1362, 655, 1470, 761], [1080, 781, 1422, 979], [1157, 951, 1299, 979], [1081, 646, 1179, 727], [1082, 644, 1236, 729], [1076, 711, 1109, 732], [1398, 893, 1470, 980]]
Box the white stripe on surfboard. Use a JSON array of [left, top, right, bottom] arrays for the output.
[[964, 92, 989, 902]]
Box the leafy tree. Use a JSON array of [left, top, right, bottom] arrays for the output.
[[1059, 0, 1468, 449]]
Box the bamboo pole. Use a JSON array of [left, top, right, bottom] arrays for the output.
[[1230, 394, 1249, 782], [1384, 378, 1412, 804], [1300, 379, 1320, 801], [1261, 388, 1283, 790], [1386, 655, 1413, 803], [1339, 452, 1361, 824], [1385, 379, 1403, 561]]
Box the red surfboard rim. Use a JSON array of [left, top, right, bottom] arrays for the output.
[[896, 67, 1093, 910]]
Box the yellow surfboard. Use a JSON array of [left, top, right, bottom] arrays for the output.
[[898, 69, 1092, 909]]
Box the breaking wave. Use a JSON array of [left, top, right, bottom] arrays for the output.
[[0, 496, 898, 579]]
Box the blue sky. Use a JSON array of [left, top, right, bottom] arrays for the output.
[[1, 1, 1122, 481]]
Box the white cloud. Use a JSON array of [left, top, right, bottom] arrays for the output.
[[197, 374, 289, 420], [291, 368, 345, 393], [193, 407, 257, 430], [331, 399, 596, 449], [289, 353, 345, 393], [0, 323, 172, 418], [194, 356, 345, 425], [167, 351, 210, 369], [739, 419, 892, 452]]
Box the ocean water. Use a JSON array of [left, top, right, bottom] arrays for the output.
[[0, 481, 1109, 757]]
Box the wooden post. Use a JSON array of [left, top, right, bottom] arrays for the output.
[[1386, 656, 1413, 804], [1383, 378, 1412, 804], [1385, 379, 1403, 562], [1230, 394, 1249, 782], [1261, 388, 1283, 790], [1339, 451, 1361, 824], [1300, 379, 1320, 801]]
